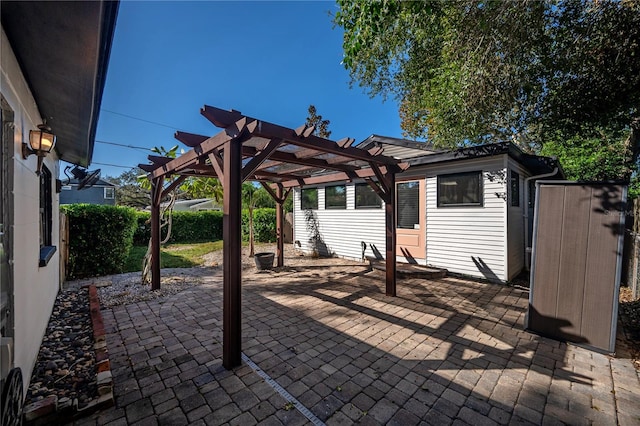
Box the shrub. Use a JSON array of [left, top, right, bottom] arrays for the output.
[[133, 209, 276, 245], [61, 204, 137, 279], [133, 210, 224, 245], [242, 208, 277, 243]]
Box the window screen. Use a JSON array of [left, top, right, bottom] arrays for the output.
[[301, 188, 318, 210], [325, 185, 346, 209], [397, 181, 420, 229], [437, 171, 482, 207], [355, 184, 381, 208]]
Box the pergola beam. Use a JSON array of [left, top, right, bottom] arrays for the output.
[[242, 138, 282, 181], [202, 105, 397, 165], [141, 105, 405, 372]]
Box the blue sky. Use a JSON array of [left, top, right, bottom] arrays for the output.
[[84, 1, 403, 179]]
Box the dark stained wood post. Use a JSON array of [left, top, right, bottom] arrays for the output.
[[276, 184, 284, 267], [223, 139, 242, 369], [385, 171, 397, 296], [151, 177, 162, 290]]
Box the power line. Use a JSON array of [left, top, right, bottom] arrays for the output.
[[92, 162, 139, 169], [101, 108, 183, 130], [95, 139, 152, 152]]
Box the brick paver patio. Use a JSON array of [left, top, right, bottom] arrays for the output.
[[75, 260, 640, 425]]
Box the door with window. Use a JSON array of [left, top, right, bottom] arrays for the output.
[[396, 179, 425, 262]]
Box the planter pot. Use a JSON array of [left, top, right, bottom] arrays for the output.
[[254, 252, 275, 270]]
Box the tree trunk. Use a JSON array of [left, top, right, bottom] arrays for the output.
[[623, 117, 640, 181], [249, 206, 255, 257]]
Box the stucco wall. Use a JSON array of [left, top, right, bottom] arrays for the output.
[[1, 26, 60, 394]]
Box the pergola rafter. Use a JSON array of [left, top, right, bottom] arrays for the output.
[[139, 106, 404, 369]]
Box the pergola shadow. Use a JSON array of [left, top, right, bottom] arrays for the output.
[[140, 264, 602, 424]]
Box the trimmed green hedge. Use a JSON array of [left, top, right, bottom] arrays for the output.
[[61, 204, 137, 279], [242, 209, 277, 243], [133, 209, 276, 245]]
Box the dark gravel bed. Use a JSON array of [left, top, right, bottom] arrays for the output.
[[25, 287, 97, 410]]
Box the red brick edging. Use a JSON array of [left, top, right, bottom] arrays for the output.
[[23, 285, 114, 424]]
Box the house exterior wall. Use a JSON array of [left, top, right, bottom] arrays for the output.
[[1, 26, 61, 393], [292, 155, 511, 281], [60, 185, 115, 205], [424, 156, 507, 281], [293, 184, 385, 261]]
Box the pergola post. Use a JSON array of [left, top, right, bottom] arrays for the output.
[[385, 172, 397, 296], [223, 138, 242, 369], [151, 178, 162, 291], [276, 185, 285, 267]]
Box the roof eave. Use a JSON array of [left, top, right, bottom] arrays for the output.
[[0, 1, 119, 167]]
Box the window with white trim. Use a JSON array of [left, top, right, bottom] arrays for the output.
[[104, 187, 115, 199]]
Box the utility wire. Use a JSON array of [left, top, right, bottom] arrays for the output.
[[95, 139, 153, 152], [92, 162, 139, 169], [101, 108, 184, 131]]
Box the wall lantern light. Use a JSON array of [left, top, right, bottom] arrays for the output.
[[22, 123, 56, 175]]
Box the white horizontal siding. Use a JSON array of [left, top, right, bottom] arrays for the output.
[[425, 157, 508, 281], [292, 155, 512, 282], [293, 184, 385, 261]]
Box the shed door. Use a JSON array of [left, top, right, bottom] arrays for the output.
[[396, 179, 425, 262], [528, 183, 625, 353]]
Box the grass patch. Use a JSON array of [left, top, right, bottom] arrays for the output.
[[123, 241, 224, 272]]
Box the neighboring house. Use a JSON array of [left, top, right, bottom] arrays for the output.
[[60, 178, 117, 206], [171, 198, 221, 212], [293, 137, 562, 282], [0, 0, 118, 409]]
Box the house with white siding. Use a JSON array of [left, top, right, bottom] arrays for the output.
[[292, 137, 562, 282], [0, 1, 117, 415]]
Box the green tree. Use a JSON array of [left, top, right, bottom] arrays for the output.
[[181, 177, 223, 202], [305, 105, 332, 138], [108, 167, 150, 209], [334, 0, 640, 183]]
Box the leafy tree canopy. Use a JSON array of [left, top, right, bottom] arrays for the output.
[[305, 105, 332, 138], [334, 0, 640, 157], [107, 167, 150, 209]]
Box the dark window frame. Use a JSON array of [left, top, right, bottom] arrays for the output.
[[39, 165, 56, 266], [437, 171, 483, 207], [355, 183, 382, 209], [300, 187, 318, 210], [325, 185, 346, 209]]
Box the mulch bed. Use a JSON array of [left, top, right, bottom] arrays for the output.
[[23, 286, 112, 424]]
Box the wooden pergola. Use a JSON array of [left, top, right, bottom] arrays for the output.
[[139, 106, 407, 369]]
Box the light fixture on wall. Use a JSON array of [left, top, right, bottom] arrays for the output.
[[22, 123, 56, 175]]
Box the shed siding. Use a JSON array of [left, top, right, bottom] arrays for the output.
[[425, 156, 507, 281], [292, 155, 511, 281], [506, 157, 530, 280], [293, 184, 385, 261]]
